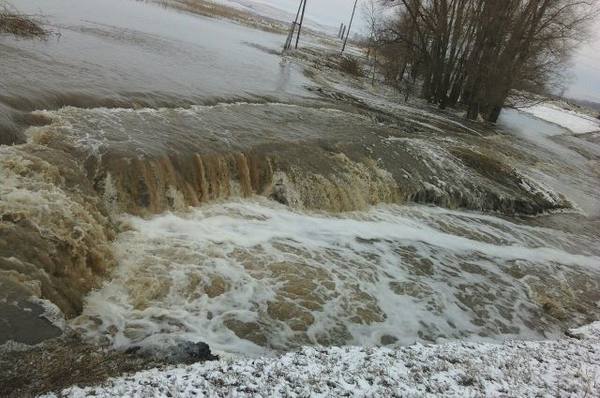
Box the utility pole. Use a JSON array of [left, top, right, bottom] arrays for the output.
[[294, 0, 307, 49], [284, 0, 305, 51], [338, 22, 344, 39], [341, 24, 346, 41], [341, 0, 358, 53]]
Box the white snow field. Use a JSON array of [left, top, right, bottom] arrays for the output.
[[520, 103, 600, 134], [44, 323, 600, 397]]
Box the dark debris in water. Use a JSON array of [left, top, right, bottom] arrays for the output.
[[0, 7, 48, 39]]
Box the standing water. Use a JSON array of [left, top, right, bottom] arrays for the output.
[[1, 0, 311, 115]]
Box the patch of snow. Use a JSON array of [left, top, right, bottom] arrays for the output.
[[517, 175, 563, 206], [568, 322, 600, 340], [520, 103, 600, 134], [43, 323, 600, 397], [211, 0, 339, 35]]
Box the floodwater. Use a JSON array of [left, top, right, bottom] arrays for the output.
[[1, 0, 310, 114], [72, 198, 600, 356], [498, 109, 600, 217], [2, 0, 600, 359]]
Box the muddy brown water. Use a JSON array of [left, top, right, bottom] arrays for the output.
[[1, 0, 600, 395]]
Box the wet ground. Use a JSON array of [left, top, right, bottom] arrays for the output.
[[0, 334, 217, 398]]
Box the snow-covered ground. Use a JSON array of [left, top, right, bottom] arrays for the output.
[[211, 0, 339, 35], [520, 103, 600, 134], [43, 323, 600, 397]]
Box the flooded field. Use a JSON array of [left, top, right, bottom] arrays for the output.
[[1, 0, 600, 372], [0, 0, 311, 144], [498, 109, 600, 217]]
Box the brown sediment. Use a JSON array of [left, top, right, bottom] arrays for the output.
[[0, 143, 116, 334], [94, 149, 398, 215], [526, 271, 600, 325], [96, 151, 275, 215], [85, 133, 568, 217], [0, 98, 574, 350]]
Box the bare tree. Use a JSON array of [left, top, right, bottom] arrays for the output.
[[378, 0, 598, 122], [361, 0, 383, 84]]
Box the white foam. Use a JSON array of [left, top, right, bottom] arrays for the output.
[[72, 198, 600, 356]]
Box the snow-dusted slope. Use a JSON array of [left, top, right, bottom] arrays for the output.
[[520, 103, 600, 134], [43, 323, 600, 397], [212, 0, 338, 35]]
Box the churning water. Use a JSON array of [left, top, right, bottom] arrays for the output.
[[3, 0, 600, 360], [71, 198, 600, 356]]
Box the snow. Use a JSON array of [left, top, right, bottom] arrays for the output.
[[520, 103, 600, 134], [43, 323, 600, 397], [568, 322, 600, 340], [211, 0, 339, 35]]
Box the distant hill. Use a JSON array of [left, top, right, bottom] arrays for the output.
[[567, 98, 600, 114]]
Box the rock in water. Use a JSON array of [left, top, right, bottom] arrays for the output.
[[135, 341, 219, 364], [0, 273, 63, 345]]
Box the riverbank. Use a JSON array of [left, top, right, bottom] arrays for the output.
[[0, 333, 217, 397], [41, 322, 600, 397]]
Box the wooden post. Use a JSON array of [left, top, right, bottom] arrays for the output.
[[294, 0, 307, 49], [284, 22, 296, 50], [341, 0, 358, 53], [284, 0, 305, 51]]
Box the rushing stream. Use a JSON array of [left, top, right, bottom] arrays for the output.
[[1, 0, 600, 361], [71, 198, 600, 356]]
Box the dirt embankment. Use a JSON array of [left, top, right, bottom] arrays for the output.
[[0, 7, 48, 38], [0, 335, 217, 397]]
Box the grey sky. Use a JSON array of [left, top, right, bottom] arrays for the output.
[[567, 19, 600, 102], [253, 0, 361, 28], [259, 0, 600, 102]]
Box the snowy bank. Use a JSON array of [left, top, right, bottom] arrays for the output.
[[520, 103, 600, 134], [43, 324, 600, 397]]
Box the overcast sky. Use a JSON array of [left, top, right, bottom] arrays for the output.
[[258, 0, 600, 102], [254, 0, 360, 27], [567, 19, 600, 102]]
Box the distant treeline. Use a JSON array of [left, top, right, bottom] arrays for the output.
[[569, 98, 600, 113], [366, 0, 598, 122]]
